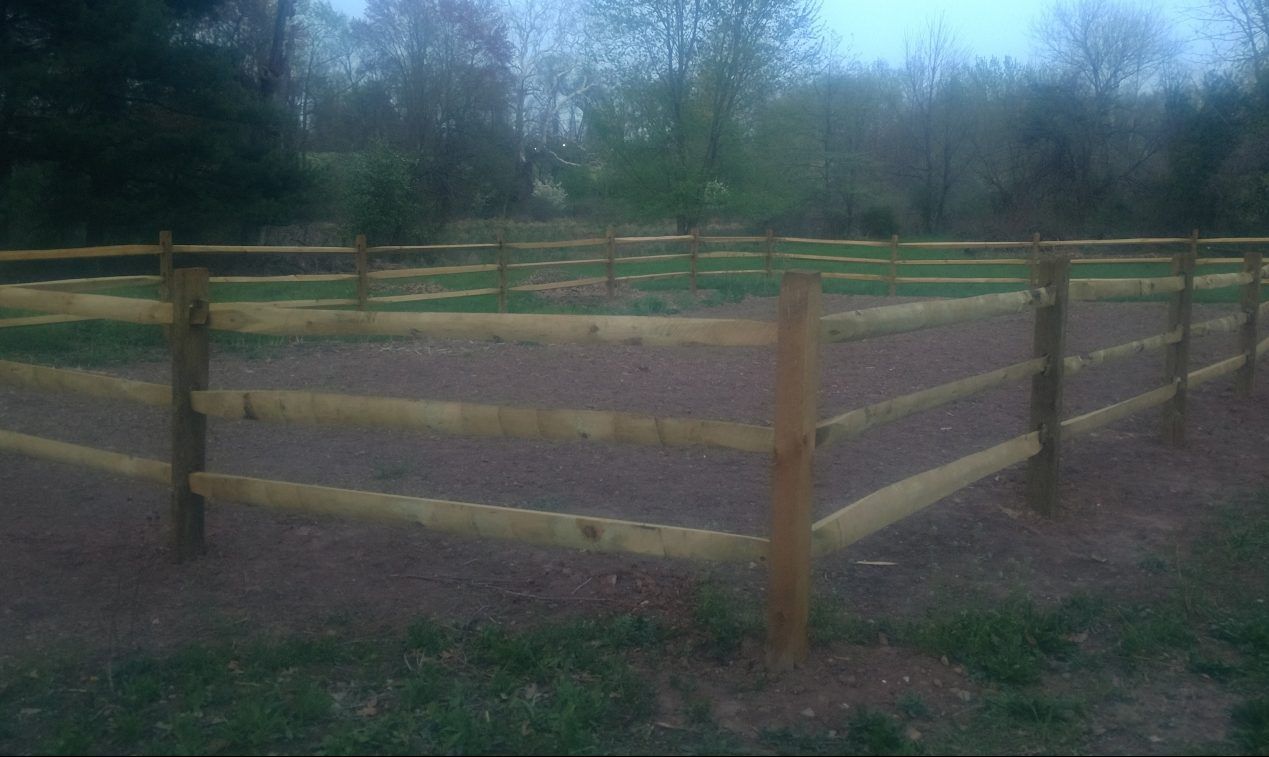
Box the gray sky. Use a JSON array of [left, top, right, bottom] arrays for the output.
[[325, 0, 1204, 67]]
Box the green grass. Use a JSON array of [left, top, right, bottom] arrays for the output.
[[3, 491, 1268, 754], [0, 615, 667, 756]]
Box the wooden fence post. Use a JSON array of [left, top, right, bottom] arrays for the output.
[[170, 267, 210, 561], [1025, 256, 1070, 516], [605, 226, 616, 298], [496, 230, 508, 314], [355, 234, 369, 311], [765, 228, 775, 277], [1029, 233, 1041, 287], [767, 270, 821, 670], [158, 230, 173, 302], [888, 234, 899, 297], [1161, 237, 1197, 446], [690, 228, 700, 295], [1236, 251, 1262, 395]]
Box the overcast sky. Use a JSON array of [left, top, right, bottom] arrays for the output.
[[324, 0, 1206, 67]]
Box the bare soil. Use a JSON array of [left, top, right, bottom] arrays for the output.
[[2, 292, 1266, 753]]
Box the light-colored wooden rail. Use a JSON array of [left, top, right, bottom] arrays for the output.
[[207, 304, 777, 347], [0, 314, 94, 329], [0, 286, 172, 325], [0, 427, 171, 484], [816, 357, 1047, 449], [0, 244, 159, 263], [0, 359, 169, 406], [190, 472, 767, 562], [1069, 276, 1184, 300], [0, 274, 161, 291], [172, 244, 354, 254], [1063, 329, 1182, 376], [812, 432, 1041, 556], [191, 389, 771, 453], [1061, 382, 1178, 438], [821, 288, 1053, 343], [368, 263, 499, 279]]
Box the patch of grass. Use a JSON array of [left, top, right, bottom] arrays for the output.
[[692, 581, 761, 659], [906, 594, 1100, 685], [0, 615, 665, 756], [1231, 697, 1269, 754]]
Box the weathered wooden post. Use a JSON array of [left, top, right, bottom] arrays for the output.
[[888, 234, 900, 297], [605, 226, 616, 298], [1235, 252, 1263, 396], [355, 234, 369, 311], [765, 228, 775, 277], [690, 228, 700, 295], [496, 230, 508, 314], [1029, 233, 1041, 287], [170, 267, 210, 561], [158, 230, 174, 303], [1025, 256, 1070, 516], [1161, 236, 1197, 446], [767, 270, 821, 670]]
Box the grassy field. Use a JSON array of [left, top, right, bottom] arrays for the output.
[[2, 491, 1266, 755]]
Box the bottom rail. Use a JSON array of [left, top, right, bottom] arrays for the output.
[[191, 472, 768, 563]]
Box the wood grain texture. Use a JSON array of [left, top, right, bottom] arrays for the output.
[[0, 427, 171, 484], [816, 357, 1046, 449], [1026, 258, 1070, 516], [1062, 382, 1178, 438], [190, 473, 768, 562], [0, 359, 169, 406], [0, 244, 159, 262], [821, 288, 1053, 343], [813, 432, 1041, 556], [191, 389, 773, 453], [767, 271, 821, 670], [0, 286, 172, 325], [170, 268, 210, 560], [1161, 248, 1196, 446], [207, 305, 778, 346], [1236, 252, 1263, 395]]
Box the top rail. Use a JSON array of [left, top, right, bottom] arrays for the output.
[[0, 286, 172, 325], [820, 287, 1054, 343], [0, 244, 160, 263], [172, 245, 355, 254], [208, 304, 777, 347]]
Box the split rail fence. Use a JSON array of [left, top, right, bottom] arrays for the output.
[[0, 233, 1267, 670]]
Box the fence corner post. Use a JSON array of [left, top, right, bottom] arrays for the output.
[[158, 230, 173, 302], [170, 267, 209, 562], [690, 228, 700, 295], [496, 230, 508, 313], [1162, 239, 1197, 446], [1029, 232, 1041, 287], [888, 234, 900, 297], [765, 228, 775, 277], [767, 269, 821, 671], [1236, 251, 1263, 396], [355, 234, 369, 311], [1025, 256, 1070, 516], [605, 226, 616, 298]]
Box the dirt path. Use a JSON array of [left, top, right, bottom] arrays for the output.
[[1, 292, 1265, 750]]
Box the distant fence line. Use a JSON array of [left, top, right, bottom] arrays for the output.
[[0, 230, 1266, 320], [0, 236, 1266, 670]]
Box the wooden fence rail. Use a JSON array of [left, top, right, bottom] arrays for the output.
[[0, 237, 1266, 672]]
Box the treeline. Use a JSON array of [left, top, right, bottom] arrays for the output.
[[3, 0, 1268, 247]]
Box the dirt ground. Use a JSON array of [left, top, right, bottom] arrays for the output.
[[2, 291, 1267, 752]]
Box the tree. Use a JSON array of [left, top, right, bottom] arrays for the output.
[[899, 15, 968, 234], [357, 0, 516, 227], [585, 0, 822, 231]]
